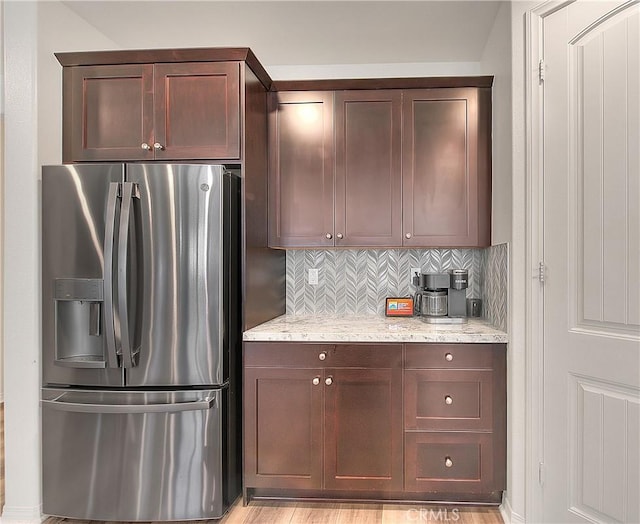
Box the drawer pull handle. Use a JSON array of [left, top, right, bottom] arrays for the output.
[[445, 457, 453, 468], [445, 353, 454, 362], [312, 377, 320, 386], [325, 376, 333, 386], [445, 395, 453, 405], [319, 352, 327, 361]]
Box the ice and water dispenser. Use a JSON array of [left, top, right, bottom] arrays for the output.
[[54, 278, 106, 368]]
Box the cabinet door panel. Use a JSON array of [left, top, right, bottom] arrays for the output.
[[268, 91, 334, 247], [324, 367, 403, 491], [403, 88, 483, 247], [335, 91, 402, 246], [244, 368, 323, 489], [153, 62, 240, 159], [66, 65, 153, 161]]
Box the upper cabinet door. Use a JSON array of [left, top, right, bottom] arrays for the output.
[[65, 64, 154, 162], [153, 62, 240, 160], [334, 91, 402, 247], [402, 88, 491, 247], [268, 91, 335, 248]]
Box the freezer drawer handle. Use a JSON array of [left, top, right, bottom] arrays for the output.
[[103, 182, 120, 368], [41, 397, 216, 414]]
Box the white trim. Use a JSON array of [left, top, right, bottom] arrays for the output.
[[500, 494, 526, 524], [524, 2, 576, 523], [0, 505, 43, 524]]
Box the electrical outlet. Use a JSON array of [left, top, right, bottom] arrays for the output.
[[411, 267, 421, 281], [308, 268, 319, 285]]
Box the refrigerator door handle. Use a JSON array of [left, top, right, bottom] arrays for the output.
[[117, 182, 139, 368], [41, 396, 216, 414], [103, 182, 120, 368]]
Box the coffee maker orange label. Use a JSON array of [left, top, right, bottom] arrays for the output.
[[385, 297, 414, 316]]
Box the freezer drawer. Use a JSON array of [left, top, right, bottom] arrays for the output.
[[42, 388, 231, 521]]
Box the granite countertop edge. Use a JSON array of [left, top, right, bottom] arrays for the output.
[[243, 314, 508, 344]]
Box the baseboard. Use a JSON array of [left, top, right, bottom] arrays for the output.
[[500, 495, 526, 524], [1, 504, 44, 524]]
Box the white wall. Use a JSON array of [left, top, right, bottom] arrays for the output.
[[480, 1, 513, 246], [0, 0, 5, 404], [2, 2, 117, 521], [478, 3, 526, 523]]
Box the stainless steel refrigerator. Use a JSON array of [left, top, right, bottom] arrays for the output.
[[41, 163, 241, 521]]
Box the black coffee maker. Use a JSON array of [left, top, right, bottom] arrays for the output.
[[414, 269, 468, 323]]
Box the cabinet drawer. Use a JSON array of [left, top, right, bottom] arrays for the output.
[[404, 369, 493, 430], [244, 342, 402, 369], [405, 432, 495, 493], [405, 344, 494, 369], [244, 342, 334, 367]]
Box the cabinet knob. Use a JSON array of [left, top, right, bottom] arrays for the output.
[[445, 353, 454, 362], [325, 233, 333, 240], [336, 233, 344, 239], [153, 142, 165, 151], [141, 143, 152, 151], [325, 376, 333, 386], [445, 457, 453, 468], [312, 377, 320, 386], [445, 395, 453, 405], [318, 352, 327, 361], [405, 233, 412, 239]]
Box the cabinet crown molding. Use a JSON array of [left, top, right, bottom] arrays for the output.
[[55, 47, 272, 90]]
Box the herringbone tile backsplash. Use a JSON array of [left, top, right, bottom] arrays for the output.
[[285, 245, 508, 330]]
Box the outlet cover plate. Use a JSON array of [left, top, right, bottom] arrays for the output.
[[308, 268, 319, 285]]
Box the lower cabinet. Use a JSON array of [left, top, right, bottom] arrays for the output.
[[243, 343, 403, 492], [243, 341, 506, 502]]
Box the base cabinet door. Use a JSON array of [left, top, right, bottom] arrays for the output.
[[244, 367, 323, 489], [324, 367, 403, 491]]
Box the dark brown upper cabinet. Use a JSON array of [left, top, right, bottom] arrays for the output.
[[334, 91, 402, 247], [268, 91, 335, 248], [268, 82, 492, 249], [402, 88, 491, 247], [62, 61, 240, 162]]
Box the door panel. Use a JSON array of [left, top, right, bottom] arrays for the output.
[[541, 2, 640, 522], [243, 367, 323, 489], [402, 88, 484, 247], [268, 91, 335, 247], [125, 164, 229, 387], [334, 91, 402, 246], [324, 367, 403, 491], [66, 65, 154, 162], [42, 388, 225, 520], [153, 62, 240, 159], [42, 164, 125, 387]]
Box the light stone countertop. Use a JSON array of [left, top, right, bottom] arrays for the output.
[[243, 314, 508, 344]]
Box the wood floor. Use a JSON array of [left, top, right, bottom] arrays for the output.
[[43, 498, 503, 524]]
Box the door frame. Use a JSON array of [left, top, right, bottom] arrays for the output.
[[524, 2, 575, 522]]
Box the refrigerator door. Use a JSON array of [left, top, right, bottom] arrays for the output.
[[124, 164, 239, 387], [42, 164, 125, 387], [42, 387, 230, 520]]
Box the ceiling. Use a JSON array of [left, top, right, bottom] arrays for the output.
[[61, 1, 503, 66]]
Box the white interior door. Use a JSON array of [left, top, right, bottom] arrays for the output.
[[542, 1, 640, 522]]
